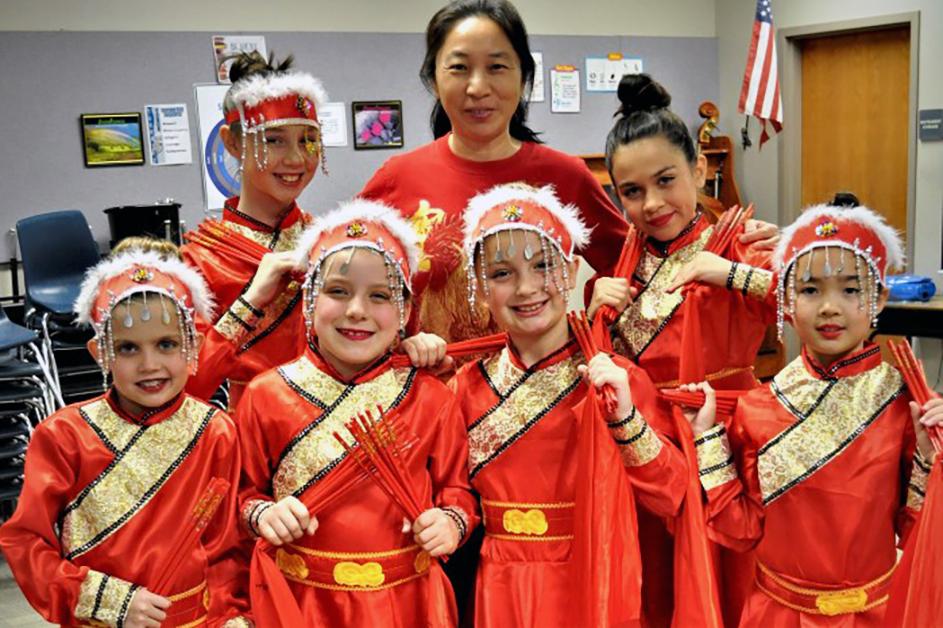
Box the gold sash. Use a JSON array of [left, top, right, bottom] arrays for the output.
[[612, 227, 710, 358], [467, 348, 582, 479], [758, 358, 903, 505], [273, 356, 416, 499], [61, 397, 215, 559]]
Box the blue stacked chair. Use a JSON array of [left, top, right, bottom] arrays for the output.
[[16, 210, 104, 406]]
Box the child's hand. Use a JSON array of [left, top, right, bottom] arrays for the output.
[[400, 332, 453, 372], [666, 252, 732, 293], [243, 251, 301, 309], [739, 219, 780, 249], [587, 277, 636, 320], [911, 398, 943, 461], [679, 382, 717, 437], [125, 587, 171, 628], [577, 353, 633, 418], [258, 496, 318, 546], [411, 508, 461, 557]]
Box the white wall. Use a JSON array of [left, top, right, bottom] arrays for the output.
[[0, 0, 716, 36], [715, 0, 943, 388]]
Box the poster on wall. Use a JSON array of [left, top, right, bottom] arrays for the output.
[[144, 104, 193, 166], [352, 101, 404, 150], [529, 52, 545, 102], [194, 84, 238, 212], [550, 65, 580, 113], [80, 113, 145, 167], [585, 54, 643, 92], [319, 102, 348, 147], [212, 35, 267, 84]]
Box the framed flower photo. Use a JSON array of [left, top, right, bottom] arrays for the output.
[[352, 101, 404, 150]]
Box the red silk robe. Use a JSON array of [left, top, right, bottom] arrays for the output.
[[608, 212, 777, 627], [450, 339, 687, 628], [236, 346, 479, 626], [0, 392, 244, 627], [182, 197, 312, 409], [696, 344, 925, 627]]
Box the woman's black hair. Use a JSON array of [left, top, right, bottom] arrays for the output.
[[604, 74, 696, 174], [420, 0, 541, 143], [831, 191, 860, 208]]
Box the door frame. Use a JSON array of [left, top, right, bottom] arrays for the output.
[[778, 12, 920, 270]]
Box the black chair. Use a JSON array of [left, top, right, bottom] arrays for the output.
[[16, 210, 103, 404], [0, 306, 58, 413]]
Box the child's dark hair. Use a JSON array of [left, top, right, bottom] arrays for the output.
[[605, 74, 697, 174], [420, 0, 541, 143], [223, 51, 295, 132], [831, 191, 860, 208]]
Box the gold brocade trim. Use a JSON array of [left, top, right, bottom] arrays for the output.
[[730, 265, 774, 301], [62, 398, 214, 559], [286, 542, 420, 560], [214, 299, 262, 344], [653, 365, 755, 390], [222, 216, 308, 253], [467, 349, 582, 478], [486, 533, 575, 542], [167, 580, 207, 603], [609, 409, 663, 467], [273, 356, 414, 499], [282, 570, 424, 592], [696, 424, 737, 491], [480, 499, 575, 509], [759, 359, 904, 505], [907, 452, 931, 510], [613, 227, 711, 357], [74, 569, 134, 626]]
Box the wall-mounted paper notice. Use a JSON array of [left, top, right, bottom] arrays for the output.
[[212, 35, 267, 84], [586, 54, 643, 92], [319, 102, 348, 147], [550, 65, 580, 113], [145, 104, 193, 166], [529, 52, 545, 103]]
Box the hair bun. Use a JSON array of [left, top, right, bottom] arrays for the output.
[[831, 191, 860, 208], [616, 73, 672, 116], [228, 51, 295, 84]]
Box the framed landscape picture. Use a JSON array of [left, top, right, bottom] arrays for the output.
[[352, 100, 404, 150], [80, 113, 145, 167]]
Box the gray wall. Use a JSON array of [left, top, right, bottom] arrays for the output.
[[0, 31, 717, 259]]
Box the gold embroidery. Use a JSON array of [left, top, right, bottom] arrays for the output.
[[276, 549, 310, 580], [214, 299, 262, 344], [614, 227, 711, 356], [223, 216, 308, 253], [413, 550, 431, 574], [467, 349, 582, 476], [816, 589, 868, 615], [759, 359, 903, 504], [62, 398, 213, 559], [742, 267, 774, 301], [333, 561, 385, 587], [502, 508, 549, 535], [906, 452, 931, 510], [286, 543, 418, 559], [609, 410, 663, 467], [408, 200, 446, 273], [273, 356, 413, 499], [695, 424, 737, 490], [74, 569, 134, 625]]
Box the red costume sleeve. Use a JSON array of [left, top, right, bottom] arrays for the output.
[[697, 405, 766, 553], [0, 416, 101, 624]]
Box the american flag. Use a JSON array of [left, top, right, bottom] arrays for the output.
[[739, 0, 782, 147]]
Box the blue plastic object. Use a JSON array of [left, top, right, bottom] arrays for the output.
[[886, 274, 937, 302], [16, 210, 101, 315], [0, 306, 38, 352]]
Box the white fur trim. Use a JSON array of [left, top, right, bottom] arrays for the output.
[[74, 250, 215, 324], [462, 184, 591, 259], [773, 203, 905, 272], [228, 71, 328, 114], [293, 198, 420, 280]]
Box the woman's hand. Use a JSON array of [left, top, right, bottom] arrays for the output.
[[243, 252, 301, 310], [400, 332, 453, 372], [411, 508, 461, 557], [666, 252, 733, 293], [911, 398, 943, 462], [739, 219, 779, 250], [578, 353, 633, 419], [679, 381, 717, 437], [125, 588, 171, 628], [257, 496, 318, 546], [587, 277, 636, 320]]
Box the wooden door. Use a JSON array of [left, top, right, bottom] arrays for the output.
[[800, 26, 910, 237]]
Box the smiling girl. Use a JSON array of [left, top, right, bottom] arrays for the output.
[[235, 200, 477, 626]]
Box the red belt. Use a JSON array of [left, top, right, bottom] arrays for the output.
[[481, 499, 575, 542], [755, 561, 894, 616], [275, 543, 432, 591]]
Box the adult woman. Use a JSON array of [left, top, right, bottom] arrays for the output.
[[361, 0, 628, 343]]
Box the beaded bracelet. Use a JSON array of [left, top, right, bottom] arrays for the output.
[[726, 262, 739, 290]]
